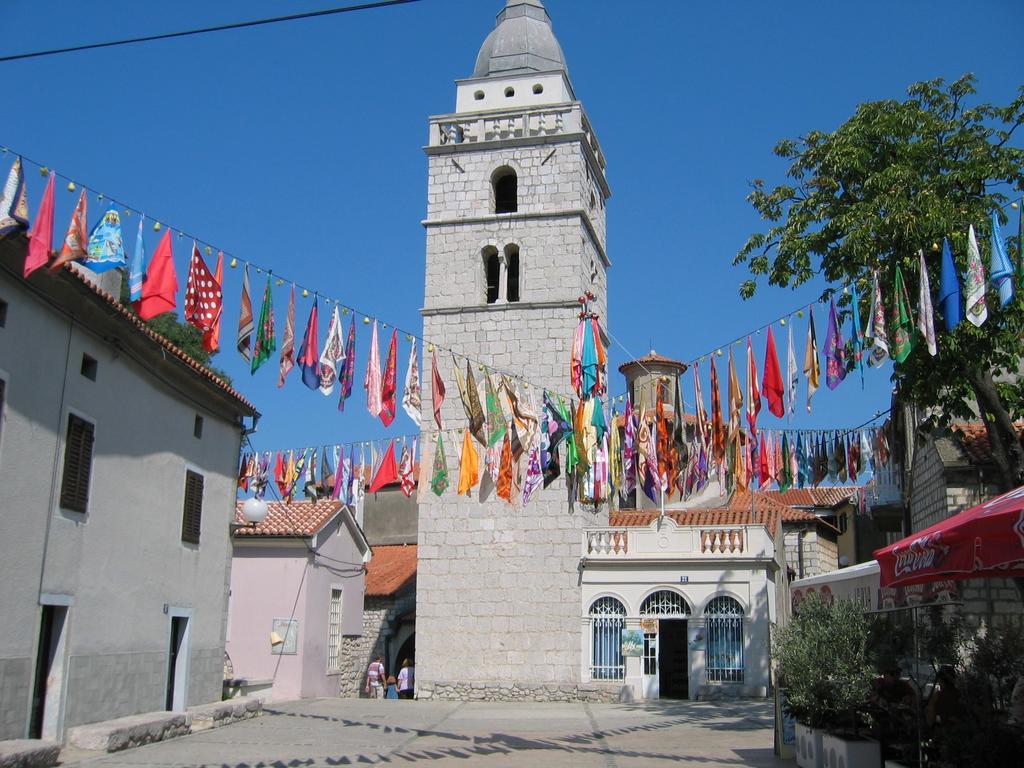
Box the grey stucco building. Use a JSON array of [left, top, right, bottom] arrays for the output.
[[0, 235, 257, 741]]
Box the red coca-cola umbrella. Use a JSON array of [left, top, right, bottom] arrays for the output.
[[874, 484, 1024, 588]]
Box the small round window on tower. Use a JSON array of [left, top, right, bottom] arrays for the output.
[[532, 83, 544, 95], [504, 87, 515, 98], [474, 90, 485, 101]]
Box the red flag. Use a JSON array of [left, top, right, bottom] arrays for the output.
[[369, 440, 398, 493], [134, 230, 178, 321], [380, 329, 398, 427], [745, 337, 761, 436], [431, 349, 445, 430], [758, 432, 770, 487], [273, 451, 287, 497], [184, 242, 222, 334], [202, 251, 224, 353], [24, 173, 55, 277], [762, 326, 785, 418]]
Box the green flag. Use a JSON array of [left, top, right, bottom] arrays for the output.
[[779, 432, 792, 492], [430, 432, 449, 496], [890, 264, 915, 363], [251, 275, 276, 374], [485, 373, 506, 447]]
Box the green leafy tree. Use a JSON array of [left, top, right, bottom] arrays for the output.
[[735, 75, 1024, 490], [118, 279, 231, 385]]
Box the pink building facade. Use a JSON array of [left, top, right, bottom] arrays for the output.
[[226, 500, 370, 701]]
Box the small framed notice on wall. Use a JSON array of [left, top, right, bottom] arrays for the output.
[[271, 618, 299, 655]]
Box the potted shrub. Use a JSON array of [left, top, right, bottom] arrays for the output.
[[773, 593, 878, 768]]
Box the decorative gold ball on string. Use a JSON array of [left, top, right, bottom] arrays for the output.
[[428, 344, 434, 352], [302, 288, 309, 298], [716, 349, 723, 356], [254, 267, 262, 274], [382, 323, 388, 329], [123, 209, 131, 217], [229, 257, 238, 268], [524, 382, 530, 389], [780, 318, 786, 326], [205, 246, 212, 256], [276, 278, 284, 286], [153, 221, 161, 232], [363, 316, 370, 325], [479, 363, 485, 371], [97, 193, 104, 201], [342, 307, 349, 315], [177, 231, 183, 238], [796, 310, 804, 318], [66, 181, 75, 192], [406, 334, 413, 342], [932, 242, 940, 251], [1012, 201, 1019, 209], [39, 166, 49, 177]]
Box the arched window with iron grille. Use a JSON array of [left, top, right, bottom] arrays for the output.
[[639, 590, 691, 617], [589, 597, 625, 680], [705, 596, 744, 683]]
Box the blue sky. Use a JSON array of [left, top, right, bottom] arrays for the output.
[[3, 0, 1021, 456]]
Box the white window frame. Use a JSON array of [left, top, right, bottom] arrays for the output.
[[327, 586, 344, 673]]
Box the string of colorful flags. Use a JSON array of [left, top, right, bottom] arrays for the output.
[[4, 148, 1021, 512]]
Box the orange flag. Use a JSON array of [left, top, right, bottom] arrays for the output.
[[710, 357, 725, 463], [457, 429, 479, 496], [51, 188, 87, 271], [496, 432, 513, 502]]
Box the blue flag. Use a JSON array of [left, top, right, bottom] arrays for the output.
[[939, 238, 962, 331], [128, 216, 146, 301], [84, 206, 126, 274], [990, 211, 1014, 307]]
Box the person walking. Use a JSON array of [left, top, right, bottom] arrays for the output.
[[364, 655, 386, 698], [398, 658, 415, 700]]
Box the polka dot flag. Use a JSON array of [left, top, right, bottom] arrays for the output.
[[184, 242, 223, 334]]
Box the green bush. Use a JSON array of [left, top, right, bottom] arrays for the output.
[[773, 593, 874, 730]]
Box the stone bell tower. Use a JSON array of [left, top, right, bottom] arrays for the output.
[[415, 0, 613, 700]]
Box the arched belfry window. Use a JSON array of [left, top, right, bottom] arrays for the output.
[[505, 245, 520, 303], [483, 247, 500, 304], [589, 597, 625, 680], [705, 596, 744, 683], [493, 167, 518, 214]]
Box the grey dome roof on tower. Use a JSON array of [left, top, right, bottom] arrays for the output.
[[473, 0, 568, 78]]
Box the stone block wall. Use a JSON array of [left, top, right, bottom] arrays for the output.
[[336, 592, 415, 698], [0, 657, 30, 739], [910, 439, 947, 532]]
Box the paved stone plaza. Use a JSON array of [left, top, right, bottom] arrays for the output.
[[60, 698, 784, 767]]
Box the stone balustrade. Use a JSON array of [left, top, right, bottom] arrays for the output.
[[583, 523, 773, 561], [428, 103, 608, 172], [867, 462, 903, 508]]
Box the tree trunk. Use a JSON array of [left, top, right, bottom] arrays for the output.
[[970, 368, 1024, 493]]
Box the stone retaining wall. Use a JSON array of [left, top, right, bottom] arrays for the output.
[[416, 681, 620, 703]]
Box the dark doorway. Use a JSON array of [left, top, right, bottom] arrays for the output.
[[658, 619, 689, 699], [29, 605, 66, 738], [166, 617, 188, 711]]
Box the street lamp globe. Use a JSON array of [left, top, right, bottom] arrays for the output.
[[241, 497, 269, 525]]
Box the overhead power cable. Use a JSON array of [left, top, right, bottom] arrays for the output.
[[0, 0, 424, 63]]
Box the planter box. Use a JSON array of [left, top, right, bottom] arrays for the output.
[[822, 732, 881, 768], [795, 723, 824, 768]]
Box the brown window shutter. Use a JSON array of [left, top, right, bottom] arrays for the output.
[[60, 415, 94, 513], [181, 470, 204, 545]]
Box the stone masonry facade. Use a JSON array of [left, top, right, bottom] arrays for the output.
[[910, 437, 1023, 627], [336, 592, 416, 698], [416, 87, 611, 700]]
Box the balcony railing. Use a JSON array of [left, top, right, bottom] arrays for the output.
[[583, 523, 773, 561], [867, 463, 903, 509]]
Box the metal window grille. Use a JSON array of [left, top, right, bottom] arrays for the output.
[[589, 597, 625, 681], [705, 596, 744, 683], [639, 590, 691, 616], [328, 588, 343, 672]]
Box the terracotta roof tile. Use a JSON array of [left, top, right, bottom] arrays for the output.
[[618, 351, 688, 375], [610, 490, 783, 537], [233, 499, 341, 537], [953, 422, 1024, 466], [764, 487, 860, 509], [365, 544, 417, 597]]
